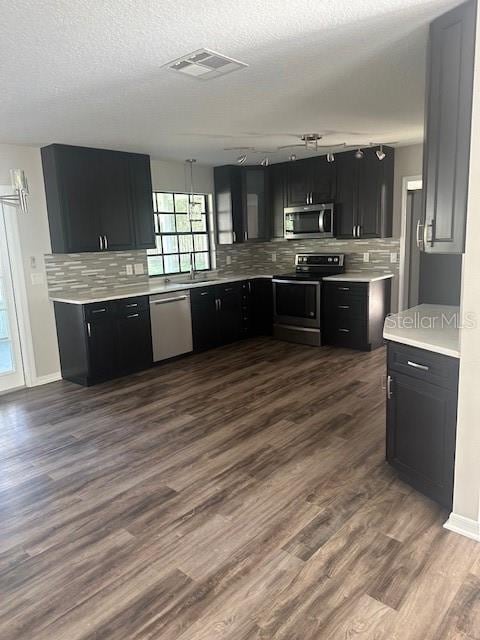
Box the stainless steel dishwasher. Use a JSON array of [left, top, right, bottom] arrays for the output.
[[149, 291, 193, 362]]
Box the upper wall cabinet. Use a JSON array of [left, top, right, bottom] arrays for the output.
[[284, 156, 335, 207], [335, 146, 394, 239], [422, 0, 476, 254], [214, 165, 269, 244], [41, 144, 155, 253]]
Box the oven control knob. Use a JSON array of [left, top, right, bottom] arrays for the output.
[[328, 257, 332, 262]]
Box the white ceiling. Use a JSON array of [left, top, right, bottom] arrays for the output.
[[0, 0, 461, 165]]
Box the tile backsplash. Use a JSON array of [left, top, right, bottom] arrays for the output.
[[45, 251, 148, 296], [215, 237, 400, 276]]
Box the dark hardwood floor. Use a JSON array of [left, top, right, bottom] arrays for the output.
[[1, 338, 479, 639]]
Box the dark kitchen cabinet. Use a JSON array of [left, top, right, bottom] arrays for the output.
[[335, 147, 394, 239], [284, 156, 335, 207], [190, 287, 220, 351], [422, 0, 476, 254], [214, 165, 269, 244], [54, 296, 153, 386], [250, 277, 273, 336], [217, 283, 244, 344], [386, 342, 459, 508], [269, 163, 285, 239], [322, 278, 391, 351], [42, 144, 155, 253]]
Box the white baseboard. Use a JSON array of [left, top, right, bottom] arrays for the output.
[[444, 513, 480, 542], [30, 372, 62, 387]]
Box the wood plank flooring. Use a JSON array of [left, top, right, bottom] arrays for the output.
[[1, 337, 479, 639]]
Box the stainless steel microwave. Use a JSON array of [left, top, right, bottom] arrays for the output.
[[284, 203, 334, 240]]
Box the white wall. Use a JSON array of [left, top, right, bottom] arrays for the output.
[[447, 7, 480, 540], [0, 144, 60, 382]]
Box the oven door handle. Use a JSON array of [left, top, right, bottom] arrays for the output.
[[273, 279, 319, 285]]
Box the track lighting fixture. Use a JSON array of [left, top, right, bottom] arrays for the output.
[[355, 148, 364, 160], [289, 153, 297, 162], [375, 145, 386, 161], [326, 153, 335, 163], [236, 154, 247, 164], [260, 156, 270, 167]]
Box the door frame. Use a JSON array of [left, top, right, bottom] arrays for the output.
[[398, 175, 423, 311], [0, 186, 36, 390]]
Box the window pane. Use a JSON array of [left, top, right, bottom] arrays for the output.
[[178, 235, 194, 253], [194, 234, 208, 252], [164, 254, 180, 274], [180, 254, 192, 273], [157, 193, 174, 212], [159, 214, 176, 233], [162, 236, 179, 254], [194, 252, 209, 270], [174, 193, 189, 213], [155, 236, 163, 252], [191, 215, 207, 232], [176, 215, 191, 232], [148, 256, 164, 276]]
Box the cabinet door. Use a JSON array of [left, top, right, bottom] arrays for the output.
[[86, 315, 116, 382], [129, 154, 156, 249], [54, 146, 103, 252], [115, 310, 153, 373], [357, 147, 394, 238], [214, 166, 244, 244], [422, 0, 476, 254], [269, 163, 285, 239], [217, 284, 243, 345], [191, 288, 219, 351], [285, 159, 310, 206], [387, 372, 457, 508], [310, 155, 335, 203], [242, 167, 268, 241], [335, 152, 357, 238], [251, 278, 273, 336], [97, 151, 136, 251]]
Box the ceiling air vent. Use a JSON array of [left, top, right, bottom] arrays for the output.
[[165, 49, 248, 80]]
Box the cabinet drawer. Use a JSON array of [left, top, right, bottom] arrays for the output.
[[325, 282, 367, 297], [115, 296, 149, 316], [328, 325, 367, 349], [329, 298, 366, 319], [216, 282, 243, 296], [190, 286, 216, 305], [387, 342, 459, 390], [84, 301, 113, 320]]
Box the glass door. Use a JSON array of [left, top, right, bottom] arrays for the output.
[[0, 203, 24, 393]]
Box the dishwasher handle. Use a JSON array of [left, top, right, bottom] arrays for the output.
[[150, 295, 189, 305]]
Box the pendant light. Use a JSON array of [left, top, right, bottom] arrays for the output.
[[260, 156, 270, 167], [326, 153, 335, 163], [355, 148, 364, 160], [289, 153, 297, 162], [185, 159, 202, 221], [0, 169, 29, 213]]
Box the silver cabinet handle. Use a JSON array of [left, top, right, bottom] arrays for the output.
[[387, 375, 393, 399], [357, 225, 361, 238], [104, 235, 108, 250], [126, 313, 139, 318], [218, 298, 222, 311], [125, 303, 138, 308], [338, 305, 350, 309], [99, 235, 103, 250], [86, 322, 91, 338], [339, 328, 350, 333], [407, 360, 429, 371], [338, 287, 350, 291], [150, 295, 188, 305], [91, 308, 107, 314], [416, 220, 425, 250], [232, 231, 237, 243], [244, 231, 248, 241], [248, 281, 252, 294], [424, 222, 433, 248], [200, 291, 209, 296]]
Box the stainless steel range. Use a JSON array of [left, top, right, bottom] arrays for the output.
[[273, 253, 345, 346]]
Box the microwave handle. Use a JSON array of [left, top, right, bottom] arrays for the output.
[[318, 212, 325, 233]]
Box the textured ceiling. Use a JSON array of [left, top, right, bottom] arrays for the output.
[[0, 0, 461, 164]]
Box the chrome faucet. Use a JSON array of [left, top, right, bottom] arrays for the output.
[[189, 252, 196, 280]]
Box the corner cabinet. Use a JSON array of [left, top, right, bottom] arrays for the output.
[[386, 342, 459, 509], [42, 144, 155, 253], [421, 0, 476, 254], [214, 165, 269, 244], [335, 147, 394, 239]]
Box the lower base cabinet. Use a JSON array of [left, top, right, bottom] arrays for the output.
[[386, 342, 459, 509], [54, 296, 153, 386], [322, 279, 391, 351]]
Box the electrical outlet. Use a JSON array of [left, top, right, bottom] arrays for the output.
[[271, 252, 277, 262], [226, 255, 232, 265], [363, 252, 370, 263], [134, 263, 145, 275], [390, 252, 397, 263], [126, 264, 134, 276]]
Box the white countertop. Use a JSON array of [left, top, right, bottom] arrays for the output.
[[383, 304, 461, 358], [323, 272, 394, 283], [49, 274, 273, 305]]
